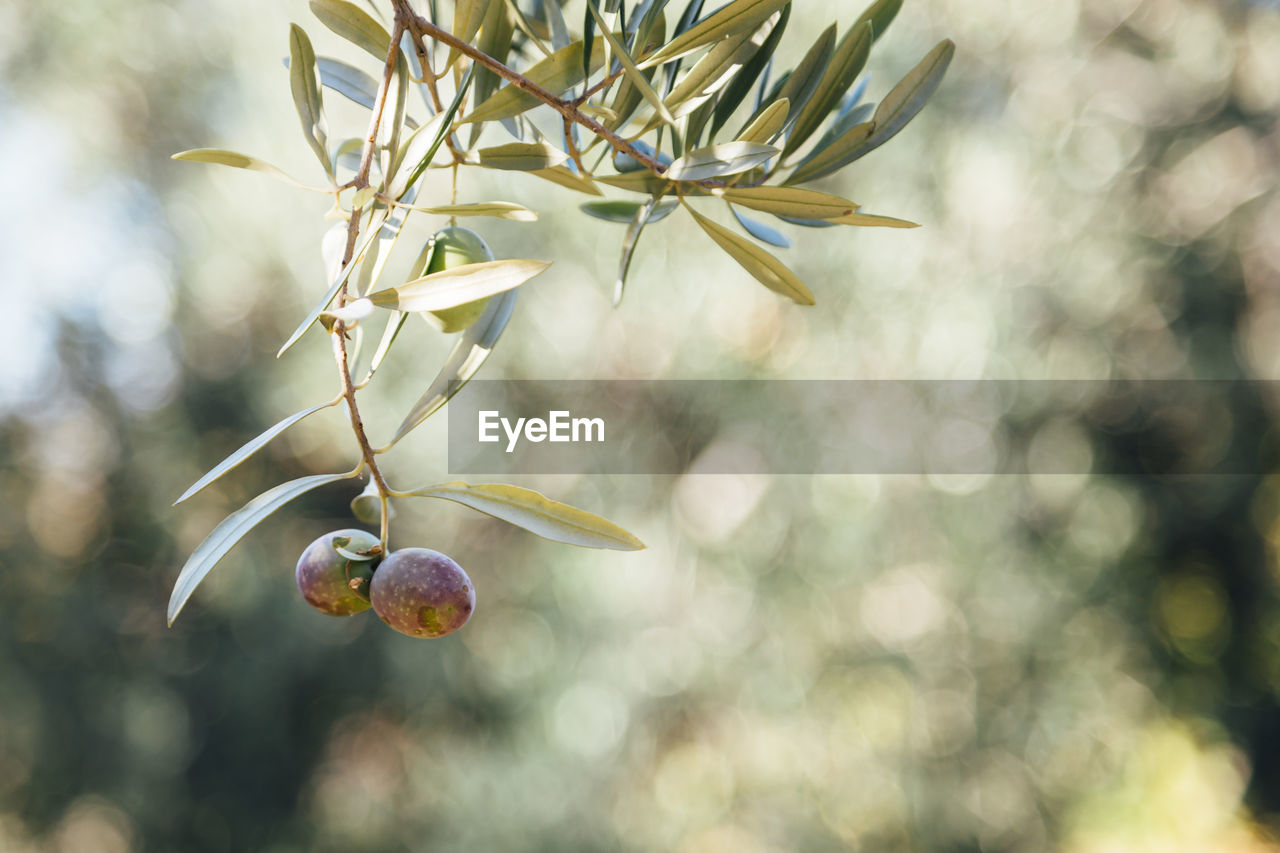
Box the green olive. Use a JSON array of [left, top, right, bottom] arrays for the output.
[[421, 226, 494, 333]]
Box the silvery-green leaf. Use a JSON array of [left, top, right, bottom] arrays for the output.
[[597, 171, 674, 194], [777, 214, 837, 228], [854, 0, 903, 42], [830, 211, 919, 228], [358, 310, 408, 384], [783, 120, 872, 185], [776, 24, 835, 126], [580, 199, 677, 223], [640, 0, 789, 68], [395, 482, 645, 550], [388, 290, 517, 445], [168, 472, 356, 625], [613, 140, 673, 172], [783, 21, 871, 157], [661, 27, 754, 120], [310, 0, 390, 60], [289, 24, 332, 178], [315, 56, 380, 112], [464, 37, 605, 123], [368, 258, 550, 312], [685, 203, 814, 304], [709, 3, 789, 137], [665, 140, 778, 181], [388, 65, 473, 198], [449, 0, 493, 70], [735, 98, 788, 143], [859, 39, 955, 157], [174, 399, 341, 505], [545, 0, 572, 49], [730, 205, 791, 247], [614, 194, 670, 305], [405, 201, 539, 221], [715, 185, 857, 219], [531, 165, 604, 195], [474, 0, 517, 106], [474, 142, 570, 171], [170, 149, 322, 190], [810, 99, 874, 153], [587, 0, 676, 124]]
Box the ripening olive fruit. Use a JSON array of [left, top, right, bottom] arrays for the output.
[[294, 529, 381, 617], [421, 226, 494, 333], [370, 548, 475, 638]]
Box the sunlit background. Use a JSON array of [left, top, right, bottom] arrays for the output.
[[3, 0, 1280, 849]]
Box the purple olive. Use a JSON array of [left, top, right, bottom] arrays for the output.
[[370, 548, 475, 638], [294, 529, 381, 617]]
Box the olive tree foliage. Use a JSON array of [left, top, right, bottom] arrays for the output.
[[166, 0, 953, 625]]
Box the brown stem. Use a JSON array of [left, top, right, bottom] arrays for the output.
[[330, 17, 406, 530]]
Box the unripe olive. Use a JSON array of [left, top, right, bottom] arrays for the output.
[[422, 226, 495, 333], [370, 548, 475, 638], [295, 529, 381, 617]]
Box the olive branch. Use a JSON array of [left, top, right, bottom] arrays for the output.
[[166, 0, 953, 629]]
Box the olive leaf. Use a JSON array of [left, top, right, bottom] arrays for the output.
[[854, 0, 903, 42], [640, 0, 790, 69], [389, 64, 474, 199], [473, 0, 517, 107], [368, 258, 550, 312], [309, 0, 390, 60], [350, 479, 393, 526], [665, 140, 778, 181], [730, 205, 792, 247], [168, 472, 358, 626], [393, 482, 646, 550], [449, 0, 493, 69], [531, 165, 604, 195], [398, 201, 539, 221], [170, 149, 325, 191], [715, 185, 858, 219], [358, 310, 408, 385], [388, 290, 518, 446], [474, 142, 570, 171], [830, 211, 919, 228], [587, 0, 676, 124], [709, 3, 790, 137], [580, 199, 678, 223], [775, 24, 835, 126], [174, 399, 342, 505], [782, 21, 871, 157], [684, 202, 814, 304], [289, 24, 332, 179], [783, 120, 872, 185], [615, 194, 670, 305], [735, 97, 788, 143], [857, 39, 955, 158]]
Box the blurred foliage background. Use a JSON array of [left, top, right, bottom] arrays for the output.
[[3, 0, 1280, 850]]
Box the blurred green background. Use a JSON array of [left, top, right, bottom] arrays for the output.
[[4, 0, 1280, 850]]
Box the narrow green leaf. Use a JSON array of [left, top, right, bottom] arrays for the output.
[[368, 258, 550, 312], [782, 120, 872, 185], [582, 0, 597, 77], [545, 0, 572, 49], [288, 25, 333, 177], [735, 97, 788, 143], [776, 24, 835, 125], [170, 149, 323, 191], [389, 291, 518, 445], [464, 38, 605, 123], [640, 0, 789, 68], [783, 21, 871, 157], [615, 194, 669, 305], [396, 482, 646, 550], [531, 165, 605, 195], [665, 140, 778, 181], [168, 472, 357, 625], [830, 211, 919, 228], [390, 65, 474, 199], [684, 203, 814, 304], [860, 39, 955, 156], [358, 310, 408, 385], [661, 27, 753, 120], [730, 205, 791, 247], [406, 201, 539, 221], [580, 199, 677, 223], [502, 0, 555, 58], [175, 400, 340, 505], [715, 185, 858, 218], [854, 0, 903, 42], [474, 0, 517, 106], [309, 0, 391, 60], [597, 171, 676, 194], [587, 0, 675, 125], [709, 4, 789, 137], [278, 217, 386, 357], [474, 142, 570, 171], [448, 0, 493, 68]]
